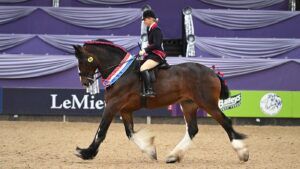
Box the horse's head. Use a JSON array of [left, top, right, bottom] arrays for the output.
[[73, 39, 128, 87], [73, 45, 99, 87]]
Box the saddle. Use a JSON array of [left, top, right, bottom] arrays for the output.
[[136, 59, 171, 82]]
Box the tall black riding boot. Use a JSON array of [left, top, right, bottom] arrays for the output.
[[141, 70, 156, 97]]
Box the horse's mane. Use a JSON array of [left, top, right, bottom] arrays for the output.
[[84, 39, 127, 53], [95, 39, 113, 43]]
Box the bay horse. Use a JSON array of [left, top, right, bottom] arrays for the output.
[[73, 39, 249, 163]]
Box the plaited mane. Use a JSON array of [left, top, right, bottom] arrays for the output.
[[84, 39, 127, 53]]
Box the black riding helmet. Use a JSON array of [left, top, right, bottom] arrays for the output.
[[142, 10, 156, 20]]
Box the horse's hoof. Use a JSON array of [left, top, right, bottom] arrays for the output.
[[74, 147, 83, 158], [74, 146, 98, 160], [166, 155, 180, 163], [149, 146, 157, 160], [142, 145, 157, 160], [237, 148, 249, 162], [231, 139, 249, 162]]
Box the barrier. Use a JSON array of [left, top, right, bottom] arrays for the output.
[[2, 88, 171, 117]]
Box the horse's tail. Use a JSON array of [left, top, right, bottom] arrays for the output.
[[217, 75, 230, 100]]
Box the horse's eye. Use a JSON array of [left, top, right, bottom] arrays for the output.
[[87, 57, 94, 63]]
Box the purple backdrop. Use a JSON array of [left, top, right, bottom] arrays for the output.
[[3, 37, 66, 55], [58, 0, 288, 38], [1, 0, 298, 91], [0, 9, 142, 36], [0, 0, 52, 6], [1, 59, 299, 90], [227, 61, 300, 91], [196, 47, 300, 59], [193, 14, 300, 38], [1, 36, 140, 55], [0, 0, 289, 39], [1, 0, 288, 11]]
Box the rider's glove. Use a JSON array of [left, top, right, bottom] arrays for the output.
[[139, 49, 146, 56]]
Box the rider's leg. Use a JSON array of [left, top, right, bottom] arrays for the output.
[[140, 59, 159, 71], [140, 59, 159, 97]]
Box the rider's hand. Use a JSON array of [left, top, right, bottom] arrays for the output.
[[139, 49, 146, 56]]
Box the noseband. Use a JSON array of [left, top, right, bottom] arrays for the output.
[[78, 71, 101, 85]]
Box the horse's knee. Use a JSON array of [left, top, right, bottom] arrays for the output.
[[188, 127, 198, 139], [188, 125, 198, 139]]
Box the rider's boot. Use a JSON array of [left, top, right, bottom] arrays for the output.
[[141, 70, 156, 97]]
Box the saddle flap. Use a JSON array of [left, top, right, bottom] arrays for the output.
[[157, 62, 171, 69]]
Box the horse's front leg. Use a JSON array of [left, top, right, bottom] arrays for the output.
[[120, 111, 157, 160], [75, 102, 119, 160]]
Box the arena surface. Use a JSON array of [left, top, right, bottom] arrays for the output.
[[0, 121, 299, 169]]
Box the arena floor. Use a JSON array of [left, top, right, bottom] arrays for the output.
[[0, 121, 299, 169]]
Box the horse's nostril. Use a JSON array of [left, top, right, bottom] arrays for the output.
[[82, 82, 88, 87]]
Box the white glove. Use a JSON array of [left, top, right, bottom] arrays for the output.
[[139, 49, 146, 56]]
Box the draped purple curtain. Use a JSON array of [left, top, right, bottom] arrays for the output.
[[77, 0, 145, 5], [0, 0, 29, 3], [0, 34, 35, 51], [200, 0, 285, 9], [1, 54, 299, 79], [166, 57, 300, 77], [0, 6, 36, 24], [194, 37, 300, 58], [0, 54, 76, 79], [192, 9, 300, 30], [0, 6, 142, 29]]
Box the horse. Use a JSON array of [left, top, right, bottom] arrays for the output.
[[73, 39, 249, 163]]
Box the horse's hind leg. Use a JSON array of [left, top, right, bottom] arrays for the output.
[[120, 111, 157, 160], [201, 102, 249, 162], [166, 100, 199, 163]]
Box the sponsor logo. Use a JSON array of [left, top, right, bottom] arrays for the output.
[[219, 93, 241, 111], [260, 93, 282, 116], [50, 94, 105, 110]]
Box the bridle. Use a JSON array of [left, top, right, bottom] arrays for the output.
[[77, 40, 139, 86]]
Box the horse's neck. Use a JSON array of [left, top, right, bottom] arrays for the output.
[[95, 48, 126, 78]]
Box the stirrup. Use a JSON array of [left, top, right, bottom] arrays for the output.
[[141, 90, 156, 97], [144, 90, 156, 98]]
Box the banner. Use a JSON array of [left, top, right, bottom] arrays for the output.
[[2, 88, 171, 117], [2, 88, 299, 118], [222, 90, 300, 118], [219, 93, 241, 111]]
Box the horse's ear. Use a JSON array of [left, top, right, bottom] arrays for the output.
[[73, 45, 83, 59]]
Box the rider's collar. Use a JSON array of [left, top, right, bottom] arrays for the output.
[[148, 22, 158, 31]]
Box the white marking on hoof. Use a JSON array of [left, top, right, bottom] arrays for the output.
[[231, 139, 249, 162], [167, 125, 193, 162], [166, 154, 181, 163], [74, 149, 81, 157], [130, 129, 157, 160], [171, 132, 192, 154]]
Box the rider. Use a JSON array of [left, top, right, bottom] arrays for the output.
[[139, 10, 166, 97]]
